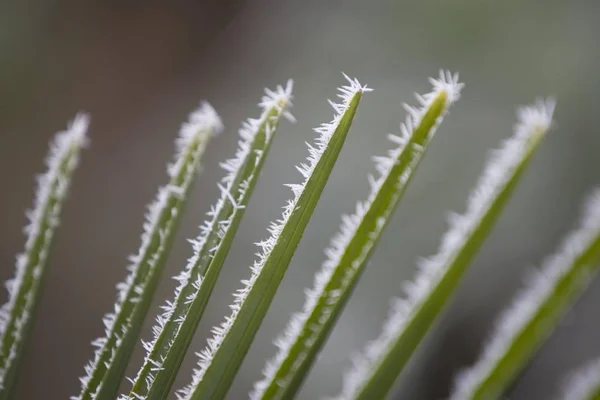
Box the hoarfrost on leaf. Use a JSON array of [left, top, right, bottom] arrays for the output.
[[0, 114, 89, 392], [251, 70, 463, 400], [123, 81, 294, 399], [331, 99, 555, 400], [451, 187, 600, 400], [74, 103, 222, 400], [178, 74, 369, 400], [558, 358, 600, 400]]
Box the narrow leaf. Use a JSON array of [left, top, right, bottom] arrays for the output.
[[251, 71, 463, 400], [178, 75, 370, 400], [124, 82, 294, 400], [74, 104, 223, 400], [331, 99, 555, 400], [558, 358, 600, 400], [451, 188, 600, 400], [0, 114, 89, 399]]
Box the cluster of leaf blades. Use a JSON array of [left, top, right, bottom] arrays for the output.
[[75, 104, 223, 400], [126, 83, 294, 400], [177, 77, 368, 400], [251, 72, 463, 400], [450, 186, 600, 400], [0, 72, 599, 400], [331, 99, 555, 400]]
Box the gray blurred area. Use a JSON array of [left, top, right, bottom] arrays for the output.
[[1, 1, 599, 399]]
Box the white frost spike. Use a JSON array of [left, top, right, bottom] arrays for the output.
[[0, 114, 89, 391], [558, 358, 600, 400], [251, 70, 463, 400], [74, 103, 222, 400], [178, 75, 370, 400], [123, 81, 294, 398], [451, 188, 600, 400], [331, 99, 555, 400]]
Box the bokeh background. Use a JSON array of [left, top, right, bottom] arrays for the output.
[[1, 1, 600, 399]]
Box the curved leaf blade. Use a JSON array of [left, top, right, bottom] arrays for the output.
[[0, 114, 89, 400], [251, 71, 463, 400], [332, 99, 555, 400], [179, 75, 370, 400], [124, 82, 294, 400], [74, 104, 223, 400], [451, 188, 600, 400]]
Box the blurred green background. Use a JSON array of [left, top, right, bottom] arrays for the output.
[[1, 1, 599, 399]]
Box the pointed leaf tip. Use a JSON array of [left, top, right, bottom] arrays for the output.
[[515, 98, 556, 138], [0, 114, 89, 398]]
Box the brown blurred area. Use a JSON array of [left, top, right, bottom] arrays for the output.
[[1, 2, 246, 133], [1, 1, 600, 399]]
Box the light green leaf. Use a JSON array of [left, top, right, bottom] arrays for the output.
[[179, 75, 370, 400], [0, 114, 89, 400], [251, 71, 463, 400], [124, 81, 294, 400], [332, 99, 555, 400], [451, 188, 600, 400], [74, 104, 223, 400]]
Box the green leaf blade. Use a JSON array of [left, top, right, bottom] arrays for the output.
[[0, 114, 89, 400], [251, 71, 464, 400], [124, 82, 294, 400], [332, 99, 555, 400], [74, 104, 223, 400], [451, 188, 600, 400], [179, 75, 370, 400]]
